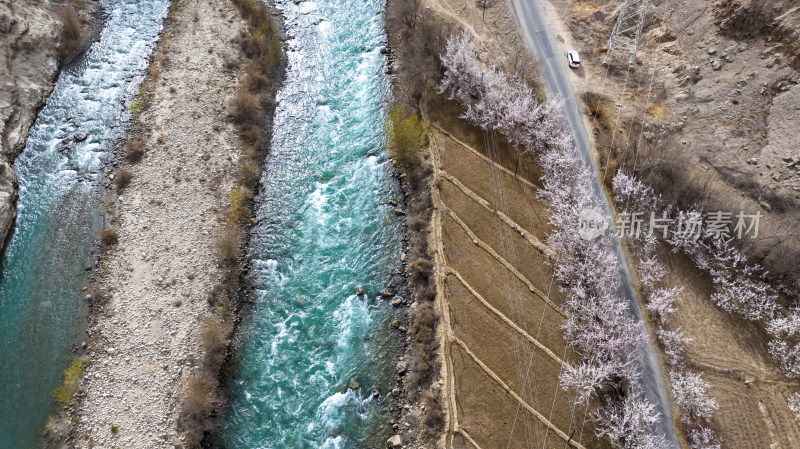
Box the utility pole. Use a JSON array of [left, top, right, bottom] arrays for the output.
[[603, 0, 650, 67]]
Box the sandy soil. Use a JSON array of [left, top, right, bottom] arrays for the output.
[[427, 104, 608, 448], [71, 1, 249, 447]]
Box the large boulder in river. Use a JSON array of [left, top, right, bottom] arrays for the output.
[[0, 162, 18, 247]]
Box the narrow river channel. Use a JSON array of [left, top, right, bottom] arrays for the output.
[[0, 1, 169, 446], [221, 0, 404, 446]]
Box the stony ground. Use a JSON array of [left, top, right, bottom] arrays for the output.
[[71, 0, 248, 447]]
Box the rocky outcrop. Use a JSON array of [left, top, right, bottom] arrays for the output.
[[716, 0, 800, 69], [0, 162, 17, 246], [0, 1, 95, 247], [0, 1, 63, 158]]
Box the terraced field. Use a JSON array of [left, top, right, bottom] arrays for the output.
[[428, 105, 609, 449]]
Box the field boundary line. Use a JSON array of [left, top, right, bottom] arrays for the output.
[[445, 208, 564, 317], [440, 170, 555, 259], [430, 123, 540, 191], [447, 269, 569, 367], [452, 338, 586, 449]]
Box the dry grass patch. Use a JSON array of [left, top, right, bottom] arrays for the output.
[[113, 168, 133, 191], [229, 90, 262, 127], [98, 228, 119, 248]]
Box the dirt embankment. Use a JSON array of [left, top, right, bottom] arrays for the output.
[[0, 0, 98, 249], [60, 0, 282, 447]]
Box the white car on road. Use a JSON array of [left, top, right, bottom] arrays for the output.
[[567, 50, 580, 68]]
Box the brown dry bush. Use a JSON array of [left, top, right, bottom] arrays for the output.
[[406, 301, 439, 398], [98, 228, 118, 248], [239, 158, 261, 190], [237, 32, 269, 59], [113, 168, 133, 191], [179, 371, 222, 445], [57, 6, 84, 62], [229, 90, 262, 127], [243, 66, 272, 93], [420, 389, 445, 437], [239, 127, 261, 147], [407, 257, 433, 285], [215, 225, 242, 264], [201, 317, 230, 370], [125, 138, 145, 162]]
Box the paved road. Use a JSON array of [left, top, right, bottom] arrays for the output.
[[510, 0, 681, 446]]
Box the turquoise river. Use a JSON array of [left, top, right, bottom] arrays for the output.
[[0, 0, 169, 446], [221, 0, 405, 446]]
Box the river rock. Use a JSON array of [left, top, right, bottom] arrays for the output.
[[355, 286, 366, 296], [380, 289, 394, 298], [391, 388, 400, 396], [74, 132, 88, 142], [392, 298, 402, 307], [387, 434, 403, 448], [348, 376, 360, 390], [396, 360, 407, 375]]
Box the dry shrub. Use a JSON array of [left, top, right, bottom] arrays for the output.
[[243, 65, 272, 93], [406, 301, 439, 397], [57, 6, 84, 62], [239, 127, 261, 146], [413, 301, 438, 353], [215, 225, 242, 264], [179, 371, 221, 445], [420, 389, 445, 437], [229, 90, 262, 127], [201, 317, 230, 370], [113, 168, 133, 191], [408, 257, 433, 285], [98, 228, 118, 248], [125, 138, 145, 162], [239, 158, 260, 190], [237, 32, 268, 59]]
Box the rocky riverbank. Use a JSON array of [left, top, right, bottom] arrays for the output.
[[0, 0, 98, 250], [62, 0, 281, 446]]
